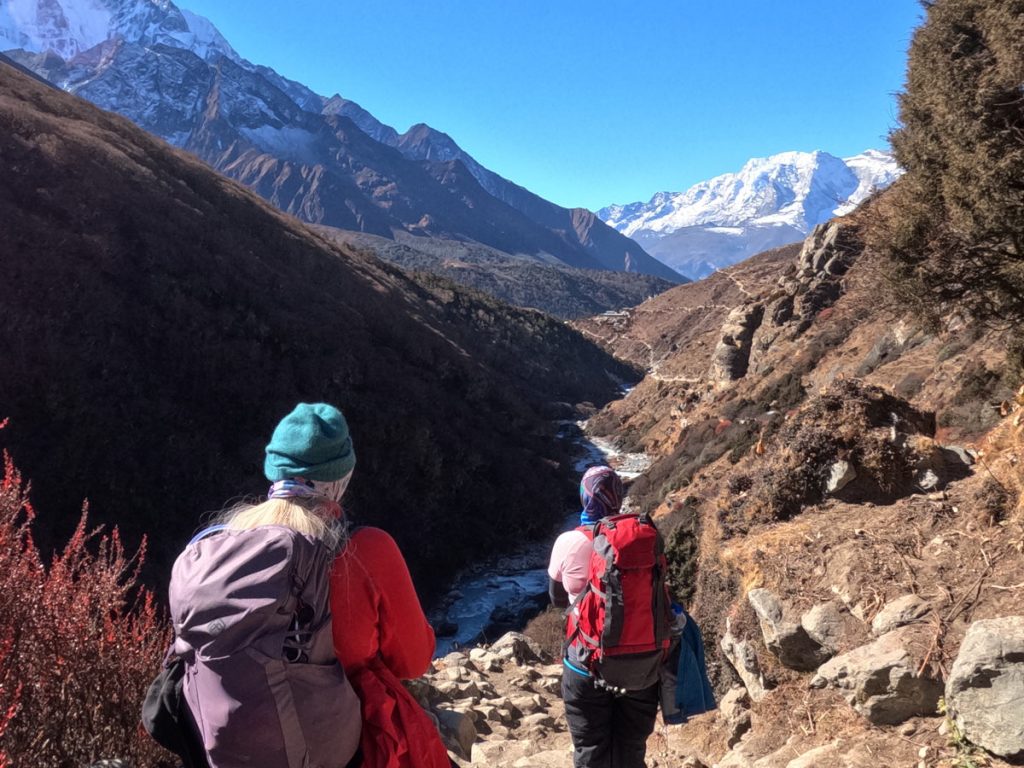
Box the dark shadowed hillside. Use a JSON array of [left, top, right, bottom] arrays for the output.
[[0, 60, 637, 595]]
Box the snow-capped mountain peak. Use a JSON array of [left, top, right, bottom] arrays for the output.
[[0, 0, 238, 62], [598, 150, 901, 279], [601, 149, 899, 238]]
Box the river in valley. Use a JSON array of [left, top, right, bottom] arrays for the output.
[[430, 420, 652, 656]]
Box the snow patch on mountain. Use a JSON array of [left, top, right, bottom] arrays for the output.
[[0, 0, 112, 58], [835, 149, 902, 216], [174, 8, 237, 61], [239, 124, 320, 164]]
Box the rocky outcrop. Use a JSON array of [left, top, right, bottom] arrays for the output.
[[744, 221, 863, 378], [711, 304, 765, 385], [721, 618, 770, 701], [945, 615, 1024, 761], [810, 626, 943, 725], [790, 222, 861, 332]]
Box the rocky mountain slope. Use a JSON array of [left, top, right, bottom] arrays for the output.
[[0, 59, 639, 596], [1, 0, 682, 287], [557, 208, 1024, 766], [384, 212, 1024, 768], [599, 150, 901, 279]]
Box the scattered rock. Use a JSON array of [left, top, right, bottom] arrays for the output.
[[436, 707, 477, 761], [825, 460, 857, 494], [719, 687, 752, 748], [871, 595, 930, 636], [811, 626, 942, 724], [784, 741, 842, 768], [721, 619, 769, 701], [915, 468, 941, 492], [943, 445, 975, 466], [521, 712, 557, 729], [491, 632, 545, 664], [512, 749, 571, 768], [748, 588, 831, 670], [945, 615, 1024, 761], [800, 601, 857, 654]]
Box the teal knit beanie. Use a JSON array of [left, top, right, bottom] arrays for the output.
[[264, 403, 356, 482]]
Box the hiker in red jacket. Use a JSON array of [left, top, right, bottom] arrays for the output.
[[548, 465, 663, 768], [261, 402, 449, 768]]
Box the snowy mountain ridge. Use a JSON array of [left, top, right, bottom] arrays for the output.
[[0, 0, 238, 62], [600, 149, 900, 236], [1, 0, 682, 283], [598, 149, 901, 279]]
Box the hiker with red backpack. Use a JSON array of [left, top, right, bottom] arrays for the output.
[[548, 465, 672, 768]]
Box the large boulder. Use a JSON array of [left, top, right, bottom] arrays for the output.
[[810, 626, 942, 724], [748, 589, 831, 671], [945, 615, 1024, 761]]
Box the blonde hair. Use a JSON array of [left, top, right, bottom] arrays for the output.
[[217, 497, 346, 552]]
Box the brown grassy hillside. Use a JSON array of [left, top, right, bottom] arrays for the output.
[[569, 214, 1023, 766], [0, 60, 637, 595]]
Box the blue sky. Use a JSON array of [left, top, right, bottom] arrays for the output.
[[182, 0, 923, 211]]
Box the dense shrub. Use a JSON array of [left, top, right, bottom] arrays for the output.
[[663, 509, 700, 606], [0, 439, 172, 768], [867, 0, 1024, 327], [522, 607, 566, 661]]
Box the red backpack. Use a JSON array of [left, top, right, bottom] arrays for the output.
[[566, 513, 674, 691]]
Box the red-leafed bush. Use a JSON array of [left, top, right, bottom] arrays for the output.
[[0, 430, 174, 768]]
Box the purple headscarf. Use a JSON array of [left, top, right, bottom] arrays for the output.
[[579, 465, 624, 526]]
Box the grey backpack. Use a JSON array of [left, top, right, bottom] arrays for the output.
[[168, 524, 361, 768]]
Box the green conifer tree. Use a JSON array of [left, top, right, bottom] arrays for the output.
[[869, 0, 1024, 325]]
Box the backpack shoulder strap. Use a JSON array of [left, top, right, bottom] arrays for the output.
[[575, 524, 595, 541], [188, 524, 228, 546]]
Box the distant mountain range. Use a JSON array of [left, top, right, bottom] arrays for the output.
[[1, 0, 682, 284], [599, 150, 902, 279]]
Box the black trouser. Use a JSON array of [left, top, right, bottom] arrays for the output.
[[561, 667, 660, 768]]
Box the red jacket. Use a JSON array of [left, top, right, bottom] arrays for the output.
[[330, 527, 449, 768]]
